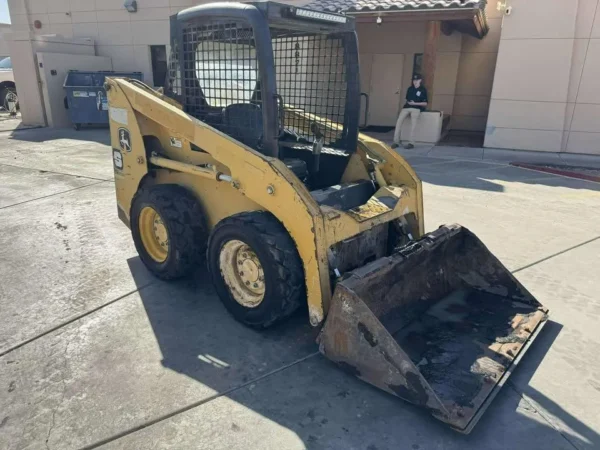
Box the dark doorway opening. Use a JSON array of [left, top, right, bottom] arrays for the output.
[[150, 45, 168, 88], [438, 130, 485, 147]]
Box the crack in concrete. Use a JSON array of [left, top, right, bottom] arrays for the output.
[[0, 180, 110, 211], [45, 335, 73, 450], [0, 281, 156, 358], [512, 236, 600, 274], [0, 161, 112, 182], [79, 351, 321, 450]]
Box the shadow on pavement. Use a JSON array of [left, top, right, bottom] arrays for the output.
[[509, 320, 600, 449], [402, 154, 600, 194], [129, 257, 318, 393], [7, 126, 110, 146], [125, 255, 583, 449]]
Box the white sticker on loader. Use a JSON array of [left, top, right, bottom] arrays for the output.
[[118, 128, 131, 152], [73, 91, 89, 97], [113, 149, 123, 170], [170, 137, 183, 148], [109, 107, 128, 126]]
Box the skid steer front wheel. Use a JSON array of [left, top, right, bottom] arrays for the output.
[[131, 185, 206, 280], [208, 212, 305, 328]]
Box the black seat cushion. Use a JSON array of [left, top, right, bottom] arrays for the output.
[[284, 158, 308, 181], [223, 103, 263, 149]]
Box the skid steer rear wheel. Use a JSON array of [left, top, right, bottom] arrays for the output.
[[131, 185, 206, 280], [208, 212, 305, 328]]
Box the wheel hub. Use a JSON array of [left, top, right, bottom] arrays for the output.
[[220, 240, 265, 307], [139, 206, 169, 263]]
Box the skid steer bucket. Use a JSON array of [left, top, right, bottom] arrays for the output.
[[319, 224, 548, 433]]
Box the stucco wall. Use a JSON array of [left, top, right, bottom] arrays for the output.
[[8, 0, 461, 129], [6, 33, 96, 126], [0, 23, 11, 58], [7, 0, 195, 86], [451, 1, 502, 131], [563, 0, 600, 154], [357, 20, 461, 120], [6, 0, 314, 87], [432, 27, 462, 115], [485, 0, 600, 155]]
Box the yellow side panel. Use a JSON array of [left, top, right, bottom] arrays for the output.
[[107, 79, 331, 325], [340, 152, 370, 183], [151, 170, 262, 229], [106, 83, 149, 223]]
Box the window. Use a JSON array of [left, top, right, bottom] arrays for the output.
[[195, 42, 258, 107], [150, 45, 168, 87], [0, 57, 12, 69], [413, 53, 423, 77]]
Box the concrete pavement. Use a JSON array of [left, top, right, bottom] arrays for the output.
[[0, 127, 599, 450]]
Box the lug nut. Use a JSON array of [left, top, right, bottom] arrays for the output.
[[245, 281, 250, 286], [253, 283, 258, 288], [239, 271, 244, 276]]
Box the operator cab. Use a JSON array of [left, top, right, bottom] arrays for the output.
[[166, 1, 361, 192]]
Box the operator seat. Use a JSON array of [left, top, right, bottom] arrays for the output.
[[223, 103, 263, 149], [223, 102, 307, 182]]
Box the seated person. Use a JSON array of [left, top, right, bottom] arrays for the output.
[[391, 74, 428, 150]]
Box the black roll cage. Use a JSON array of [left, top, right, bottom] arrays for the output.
[[168, 1, 360, 158]]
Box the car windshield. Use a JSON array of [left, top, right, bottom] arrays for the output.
[[0, 57, 12, 69]]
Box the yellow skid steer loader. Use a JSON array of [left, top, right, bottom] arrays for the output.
[[106, 2, 548, 433]]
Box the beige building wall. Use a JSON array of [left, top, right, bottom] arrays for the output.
[[564, 0, 600, 154], [357, 20, 461, 125], [6, 32, 96, 126], [7, 0, 311, 87], [7, 1, 476, 133], [485, 0, 600, 155], [451, 2, 502, 131], [7, 0, 200, 86], [431, 28, 462, 115], [0, 23, 11, 58], [38, 52, 112, 127]]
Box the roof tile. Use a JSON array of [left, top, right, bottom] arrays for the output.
[[306, 0, 485, 13]]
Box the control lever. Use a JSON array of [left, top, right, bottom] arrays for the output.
[[310, 121, 324, 173]]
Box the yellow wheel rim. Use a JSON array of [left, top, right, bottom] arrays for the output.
[[219, 240, 265, 308], [139, 206, 169, 263]]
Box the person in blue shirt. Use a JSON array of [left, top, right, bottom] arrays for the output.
[[391, 74, 428, 150]]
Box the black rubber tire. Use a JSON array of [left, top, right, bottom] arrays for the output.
[[131, 185, 207, 280], [208, 211, 305, 328], [1, 86, 18, 112]]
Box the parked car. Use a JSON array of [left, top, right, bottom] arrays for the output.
[[0, 57, 18, 113]]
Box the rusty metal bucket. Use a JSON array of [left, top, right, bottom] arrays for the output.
[[318, 224, 548, 433]]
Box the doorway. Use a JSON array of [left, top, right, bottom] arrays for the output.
[[150, 45, 168, 88], [365, 54, 404, 127]]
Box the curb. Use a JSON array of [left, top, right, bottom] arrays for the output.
[[509, 163, 600, 183]]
